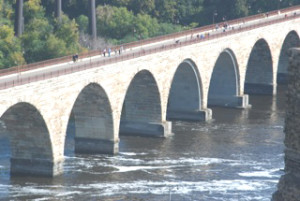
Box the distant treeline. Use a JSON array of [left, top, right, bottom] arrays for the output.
[[0, 0, 299, 68]]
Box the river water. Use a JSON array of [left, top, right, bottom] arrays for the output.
[[0, 86, 286, 201]]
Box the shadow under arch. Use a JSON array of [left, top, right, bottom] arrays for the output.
[[277, 30, 300, 84], [167, 59, 211, 121], [245, 38, 274, 95], [0, 102, 59, 176], [120, 70, 172, 137], [208, 49, 247, 108], [66, 83, 116, 155]]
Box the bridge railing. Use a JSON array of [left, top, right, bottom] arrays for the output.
[[0, 11, 299, 90], [119, 5, 300, 50], [0, 5, 299, 77]]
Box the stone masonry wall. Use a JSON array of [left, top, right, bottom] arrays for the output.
[[273, 48, 300, 201], [0, 16, 298, 176]]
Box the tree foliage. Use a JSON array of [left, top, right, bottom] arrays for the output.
[[21, 0, 81, 63], [96, 5, 135, 39], [0, 0, 14, 26], [76, 15, 89, 33], [0, 25, 25, 68], [0, 0, 299, 67]]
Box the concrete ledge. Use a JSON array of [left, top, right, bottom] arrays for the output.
[[244, 83, 275, 95], [208, 95, 251, 109], [167, 109, 212, 121], [74, 137, 119, 154], [120, 121, 173, 137], [10, 157, 64, 177], [277, 73, 288, 85]]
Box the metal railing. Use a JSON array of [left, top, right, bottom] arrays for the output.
[[0, 6, 299, 90], [2, 5, 299, 77]]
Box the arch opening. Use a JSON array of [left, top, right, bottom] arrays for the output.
[[0, 125, 10, 179], [245, 39, 274, 95], [167, 59, 210, 121], [0, 102, 59, 176], [208, 49, 246, 108], [120, 70, 171, 137], [66, 83, 117, 155], [277, 31, 300, 84]]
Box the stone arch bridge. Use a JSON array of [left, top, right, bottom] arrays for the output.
[[0, 8, 300, 176]]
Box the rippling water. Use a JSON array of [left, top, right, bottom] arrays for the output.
[[0, 86, 286, 201]]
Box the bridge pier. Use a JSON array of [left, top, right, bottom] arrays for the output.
[[244, 83, 276, 95], [74, 138, 118, 154], [0, 102, 65, 177], [70, 83, 118, 155], [208, 94, 250, 108], [167, 109, 212, 121], [72, 116, 119, 155], [10, 158, 64, 177], [277, 73, 288, 84], [120, 120, 172, 137]]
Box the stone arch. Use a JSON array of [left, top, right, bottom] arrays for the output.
[[208, 49, 243, 107], [277, 30, 300, 84], [120, 70, 171, 137], [0, 102, 58, 176], [167, 59, 208, 121], [245, 38, 274, 95], [67, 83, 116, 154]]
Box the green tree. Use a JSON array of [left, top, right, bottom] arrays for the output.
[[156, 22, 183, 36], [233, 0, 249, 18], [23, 0, 45, 23], [134, 13, 159, 39], [0, 25, 24, 68], [54, 15, 81, 54], [154, 0, 177, 23], [128, 0, 155, 15], [105, 0, 131, 7], [96, 5, 134, 39], [200, 0, 249, 25], [175, 0, 204, 25], [21, 0, 82, 63], [43, 34, 67, 59], [21, 18, 53, 62], [61, 0, 89, 18], [0, 0, 14, 26], [1, 0, 299, 68], [76, 15, 89, 33]]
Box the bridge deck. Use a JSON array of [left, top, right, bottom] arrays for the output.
[[0, 6, 299, 90]]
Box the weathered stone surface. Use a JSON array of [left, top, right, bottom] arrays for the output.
[[278, 31, 300, 84], [167, 109, 212, 121], [273, 48, 300, 201], [273, 173, 300, 201], [10, 157, 64, 177], [0, 17, 298, 177], [120, 120, 173, 137], [74, 138, 119, 154]]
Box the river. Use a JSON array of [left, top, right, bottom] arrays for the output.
[[0, 86, 286, 201]]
